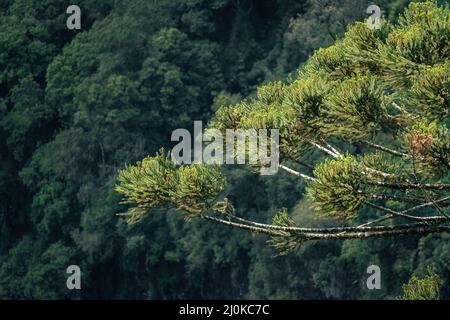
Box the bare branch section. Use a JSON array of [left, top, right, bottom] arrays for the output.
[[308, 140, 400, 180], [204, 215, 450, 240], [362, 140, 409, 158], [308, 141, 339, 158], [279, 164, 315, 181], [392, 102, 410, 116], [303, 226, 450, 240], [365, 202, 448, 221], [203, 195, 450, 238], [227, 214, 446, 233], [366, 181, 450, 191]]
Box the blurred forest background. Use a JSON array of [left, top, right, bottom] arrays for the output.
[[0, 0, 448, 299]]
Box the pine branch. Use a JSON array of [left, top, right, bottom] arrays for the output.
[[410, 158, 450, 219], [365, 201, 449, 221], [369, 193, 426, 204], [403, 196, 450, 217], [362, 140, 409, 158], [204, 215, 450, 240], [322, 140, 342, 157], [392, 102, 410, 115], [221, 213, 446, 234], [204, 215, 279, 236], [365, 181, 450, 191], [308, 140, 339, 158], [363, 166, 399, 180], [302, 225, 450, 240], [354, 214, 394, 228], [309, 140, 400, 180], [292, 159, 315, 171], [279, 164, 315, 181]]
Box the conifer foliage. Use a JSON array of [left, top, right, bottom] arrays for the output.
[[397, 269, 442, 300], [116, 1, 450, 254]]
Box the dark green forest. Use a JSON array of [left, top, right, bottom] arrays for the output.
[[0, 0, 449, 299]]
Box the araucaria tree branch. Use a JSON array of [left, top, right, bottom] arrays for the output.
[[116, 1, 450, 254]]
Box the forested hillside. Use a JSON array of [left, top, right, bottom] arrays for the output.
[[1, 0, 448, 299]]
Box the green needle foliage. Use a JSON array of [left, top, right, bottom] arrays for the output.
[[408, 63, 450, 120], [116, 149, 226, 223], [307, 156, 368, 220], [323, 76, 390, 140], [117, 1, 450, 254], [267, 208, 306, 256], [397, 270, 443, 300]]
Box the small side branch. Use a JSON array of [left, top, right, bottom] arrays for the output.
[[308, 141, 339, 158], [362, 140, 409, 158], [322, 141, 342, 157], [308, 140, 401, 180], [402, 196, 450, 216], [369, 194, 425, 204], [279, 164, 315, 181], [366, 181, 450, 191], [204, 216, 279, 236], [365, 202, 447, 221], [392, 102, 410, 115]]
